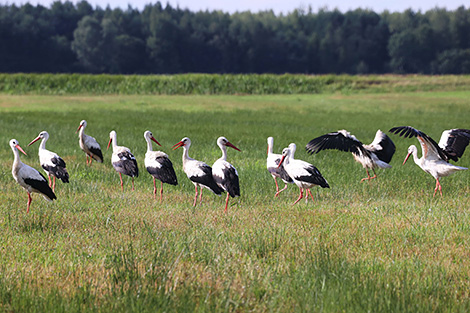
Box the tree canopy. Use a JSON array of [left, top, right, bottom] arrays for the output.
[[0, 2, 469, 74]]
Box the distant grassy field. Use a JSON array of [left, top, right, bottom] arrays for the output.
[[0, 90, 470, 312]]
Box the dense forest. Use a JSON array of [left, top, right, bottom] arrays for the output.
[[0, 1, 469, 74]]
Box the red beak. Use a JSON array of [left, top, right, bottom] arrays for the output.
[[16, 144, 27, 156], [277, 155, 286, 168], [28, 136, 41, 146], [226, 142, 241, 152], [76, 124, 83, 134], [403, 152, 411, 165], [172, 141, 184, 150], [151, 136, 161, 146], [107, 138, 112, 150]]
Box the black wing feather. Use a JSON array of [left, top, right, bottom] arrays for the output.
[[306, 131, 368, 157], [295, 165, 330, 188], [214, 166, 240, 197], [89, 146, 103, 162], [371, 133, 396, 164], [146, 156, 178, 185], [442, 129, 470, 162], [115, 151, 139, 177], [389, 126, 449, 161], [24, 177, 57, 200], [190, 164, 223, 195]]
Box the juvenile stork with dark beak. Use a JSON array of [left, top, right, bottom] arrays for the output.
[[144, 130, 178, 200], [306, 129, 395, 182], [108, 130, 139, 191], [212, 136, 241, 212], [28, 131, 69, 192], [10, 139, 56, 213], [389, 126, 470, 196], [76, 120, 103, 165], [172, 137, 223, 206]]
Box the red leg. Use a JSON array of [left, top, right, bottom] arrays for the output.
[[275, 182, 288, 197], [89, 156, 93, 166], [52, 176, 56, 192], [224, 192, 230, 213], [48, 174, 52, 187], [293, 187, 303, 205], [434, 178, 443, 197], [153, 177, 157, 199], [131, 177, 135, 191], [26, 192, 32, 213], [119, 173, 124, 191], [160, 181, 164, 202], [273, 176, 279, 196], [193, 185, 198, 207], [306, 189, 315, 202], [199, 187, 203, 204]]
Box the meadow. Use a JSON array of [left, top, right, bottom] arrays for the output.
[[0, 84, 470, 311]]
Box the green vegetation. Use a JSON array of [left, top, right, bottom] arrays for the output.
[[0, 90, 469, 312], [1, 73, 470, 95], [2, 2, 470, 75]]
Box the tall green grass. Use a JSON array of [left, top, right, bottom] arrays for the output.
[[0, 91, 470, 311], [1, 73, 470, 95]]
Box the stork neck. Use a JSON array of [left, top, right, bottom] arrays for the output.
[[267, 139, 274, 154], [110, 134, 118, 150], [182, 146, 191, 163], [218, 144, 228, 161], [78, 126, 85, 139], [12, 148, 22, 171], [39, 138, 47, 150], [146, 138, 153, 152], [411, 146, 420, 164]]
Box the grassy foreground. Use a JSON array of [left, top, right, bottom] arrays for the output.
[[0, 91, 470, 312]]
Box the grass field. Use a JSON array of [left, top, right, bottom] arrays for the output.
[[0, 90, 470, 312]]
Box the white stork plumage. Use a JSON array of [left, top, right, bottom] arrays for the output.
[[28, 131, 69, 192], [267, 137, 293, 197], [212, 136, 241, 212], [306, 129, 396, 182], [389, 126, 470, 196], [172, 137, 223, 206], [144, 130, 178, 200], [10, 139, 56, 213], [107, 130, 139, 191], [76, 120, 103, 165], [278, 143, 330, 205]]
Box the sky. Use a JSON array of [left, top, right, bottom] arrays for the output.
[[2, 0, 467, 14]]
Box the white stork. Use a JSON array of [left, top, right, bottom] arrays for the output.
[[107, 130, 139, 191], [28, 131, 69, 192], [144, 130, 178, 200], [10, 139, 56, 213], [306, 129, 396, 182], [389, 126, 470, 196], [172, 137, 223, 206], [278, 143, 330, 205], [212, 136, 241, 212], [76, 120, 103, 165], [267, 137, 293, 197]]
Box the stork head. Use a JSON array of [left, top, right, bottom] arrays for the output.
[[172, 137, 190, 150], [107, 130, 117, 150], [403, 145, 417, 165], [217, 136, 241, 151], [28, 131, 49, 146], [277, 147, 290, 168], [144, 130, 161, 146], [76, 120, 87, 133], [10, 139, 27, 155]]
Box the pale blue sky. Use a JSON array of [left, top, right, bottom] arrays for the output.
[[2, 0, 467, 13]]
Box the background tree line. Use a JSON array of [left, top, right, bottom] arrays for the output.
[[0, 1, 469, 74]]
